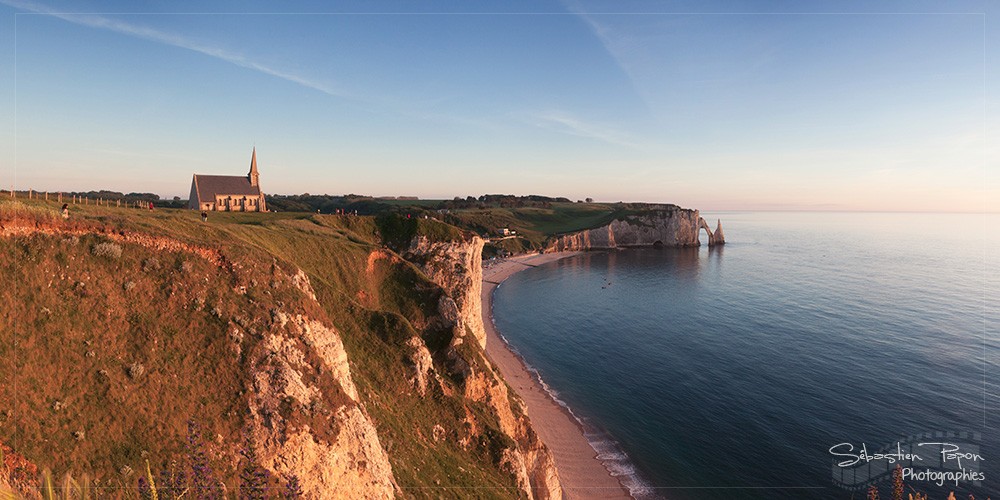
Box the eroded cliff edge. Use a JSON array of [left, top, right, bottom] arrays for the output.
[[546, 207, 724, 251], [405, 235, 562, 499], [1, 206, 562, 499], [1, 217, 400, 498]]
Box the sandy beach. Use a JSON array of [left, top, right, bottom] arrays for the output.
[[482, 253, 632, 499]]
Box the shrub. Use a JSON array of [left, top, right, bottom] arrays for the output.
[[375, 213, 418, 251], [92, 242, 123, 260], [127, 362, 145, 380]]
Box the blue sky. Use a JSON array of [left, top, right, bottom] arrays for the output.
[[0, 0, 996, 211]]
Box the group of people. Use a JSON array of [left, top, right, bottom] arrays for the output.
[[331, 208, 359, 216]]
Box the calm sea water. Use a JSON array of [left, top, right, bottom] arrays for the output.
[[492, 212, 999, 499]]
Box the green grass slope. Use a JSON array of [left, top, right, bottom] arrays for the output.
[[440, 202, 677, 253], [1, 200, 526, 498]]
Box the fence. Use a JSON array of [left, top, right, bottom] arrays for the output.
[[0, 190, 158, 209]]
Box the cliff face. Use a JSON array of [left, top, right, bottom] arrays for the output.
[[250, 307, 398, 498], [406, 235, 487, 349], [405, 235, 562, 500], [546, 208, 724, 251]]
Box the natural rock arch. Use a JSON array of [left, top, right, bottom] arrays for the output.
[[698, 218, 725, 246]]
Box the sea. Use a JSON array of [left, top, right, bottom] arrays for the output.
[[491, 211, 999, 499]]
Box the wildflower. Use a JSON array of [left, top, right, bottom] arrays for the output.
[[186, 420, 218, 500], [868, 484, 880, 500], [238, 438, 269, 500], [893, 465, 904, 500], [283, 475, 303, 499]]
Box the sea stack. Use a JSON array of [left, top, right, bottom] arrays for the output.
[[713, 219, 725, 245]]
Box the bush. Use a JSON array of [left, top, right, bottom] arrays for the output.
[[127, 362, 145, 380], [92, 242, 122, 259], [375, 213, 418, 251]]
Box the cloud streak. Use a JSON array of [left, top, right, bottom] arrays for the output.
[[3, 0, 350, 98], [527, 110, 642, 148], [3, 0, 517, 130], [561, 2, 653, 114]]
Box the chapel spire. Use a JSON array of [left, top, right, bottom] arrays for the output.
[[248, 147, 259, 187]]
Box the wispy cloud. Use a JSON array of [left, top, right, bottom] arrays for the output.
[[2, 0, 351, 98], [3, 0, 518, 131], [561, 1, 652, 112], [526, 110, 642, 148], [574, 12, 635, 80]]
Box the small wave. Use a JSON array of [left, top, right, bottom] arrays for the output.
[[491, 326, 660, 499], [491, 285, 660, 498], [586, 433, 660, 499]]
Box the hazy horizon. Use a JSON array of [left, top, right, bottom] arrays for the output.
[[1, 0, 997, 212]]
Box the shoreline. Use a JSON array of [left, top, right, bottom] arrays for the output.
[[481, 252, 633, 499]]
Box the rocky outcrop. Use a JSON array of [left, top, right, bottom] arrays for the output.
[[713, 219, 726, 245], [696, 217, 726, 246], [546, 207, 724, 251], [405, 336, 434, 396], [405, 235, 563, 500], [462, 363, 562, 499], [406, 235, 486, 349], [249, 310, 398, 498]]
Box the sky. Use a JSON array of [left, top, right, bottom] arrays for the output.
[[0, 0, 997, 212]]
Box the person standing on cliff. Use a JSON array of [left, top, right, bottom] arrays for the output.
[[61, 204, 69, 219]]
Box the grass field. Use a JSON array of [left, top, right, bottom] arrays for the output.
[[441, 202, 659, 249], [260, 192, 679, 253]]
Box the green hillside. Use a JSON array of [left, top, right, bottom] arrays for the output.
[[264, 192, 678, 255], [0, 199, 531, 498]]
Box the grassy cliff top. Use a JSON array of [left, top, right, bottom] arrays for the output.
[[0, 198, 526, 497], [262, 193, 685, 249], [436, 202, 685, 254]]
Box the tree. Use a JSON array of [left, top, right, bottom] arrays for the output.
[[585, 197, 594, 203]]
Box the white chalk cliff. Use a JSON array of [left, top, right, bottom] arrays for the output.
[[547, 208, 724, 251]]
